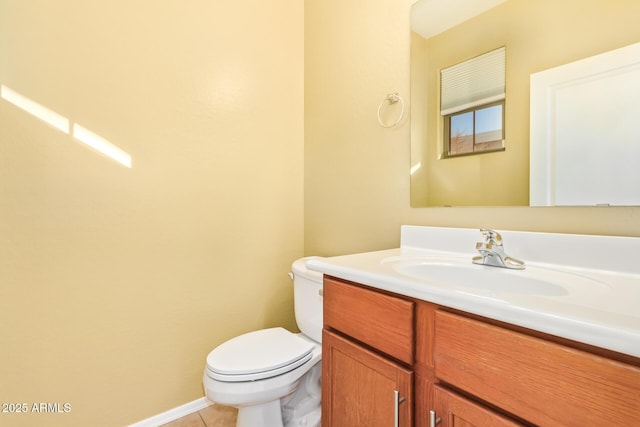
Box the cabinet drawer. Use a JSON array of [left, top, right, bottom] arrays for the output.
[[435, 310, 640, 426], [324, 277, 414, 364]]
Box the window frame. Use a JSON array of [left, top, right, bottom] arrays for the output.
[[442, 100, 506, 158]]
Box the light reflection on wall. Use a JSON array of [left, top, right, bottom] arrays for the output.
[[72, 124, 132, 168], [1, 85, 70, 133], [410, 162, 421, 175], [1, 84, 132, 168]]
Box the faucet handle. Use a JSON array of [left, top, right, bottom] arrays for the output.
[[479, 229, 503, 246]]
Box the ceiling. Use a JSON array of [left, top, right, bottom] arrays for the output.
[[411, 0, 508, 39]]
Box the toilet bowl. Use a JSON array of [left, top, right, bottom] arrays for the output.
[[203, 257, 323, 427]]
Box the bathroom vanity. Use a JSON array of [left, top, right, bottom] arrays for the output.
[[309, 226, 640, 427]]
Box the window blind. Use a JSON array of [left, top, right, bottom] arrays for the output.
[[440, 47, 506, 116]]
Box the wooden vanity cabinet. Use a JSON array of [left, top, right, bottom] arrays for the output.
[[322, 276, 640, 427], [322, 277, 414, 426]]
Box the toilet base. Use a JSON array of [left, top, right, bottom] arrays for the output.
[[282, 363, 321, 427], [237, 400, 283, 427]]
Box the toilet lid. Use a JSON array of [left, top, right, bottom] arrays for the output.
[[206, 327, 314, 382]]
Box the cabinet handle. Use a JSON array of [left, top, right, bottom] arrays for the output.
[[429, 410, 442, 427], [394, 390, 406, 427]]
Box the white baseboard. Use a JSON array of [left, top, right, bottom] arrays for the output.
[[128, 397, 214, 427]]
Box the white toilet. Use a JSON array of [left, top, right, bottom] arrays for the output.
[[203, 257, 323, 427]]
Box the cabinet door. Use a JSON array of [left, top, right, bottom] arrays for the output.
[[432, 385, 523, 427], [435, 311, 640, 426], [322, 329, 412, 427]]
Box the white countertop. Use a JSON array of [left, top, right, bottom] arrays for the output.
[[307, 226, 640, 358]]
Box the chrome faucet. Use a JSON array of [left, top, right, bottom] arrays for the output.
[[472, 229, 525, 270]]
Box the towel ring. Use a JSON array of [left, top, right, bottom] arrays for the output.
[[377, 93, 405, 128]]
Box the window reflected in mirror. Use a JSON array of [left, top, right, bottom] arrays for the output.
[[445, 102, 504, 157]]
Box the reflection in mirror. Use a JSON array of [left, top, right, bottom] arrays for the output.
[[446, 103, 504, 157], [410, 0, 640, 207], [530, 42, 640, 206], [441, 46, 506, 158]]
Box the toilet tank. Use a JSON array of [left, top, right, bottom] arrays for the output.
[[291, 257, 324, 343]]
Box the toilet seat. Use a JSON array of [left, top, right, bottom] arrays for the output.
[[206, 327, 314, 382]]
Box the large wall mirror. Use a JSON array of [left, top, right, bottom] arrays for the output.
[[410, 0, 640, 207]]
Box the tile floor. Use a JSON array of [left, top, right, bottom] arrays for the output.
[[160, 404, 237, 427]]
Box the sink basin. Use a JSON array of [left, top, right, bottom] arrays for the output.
[[387, 257, 609, 297]]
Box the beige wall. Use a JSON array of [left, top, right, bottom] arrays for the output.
[[0, 1, 303, 426], [305, 0, 640, 257], [305, 0, 412, 256]]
